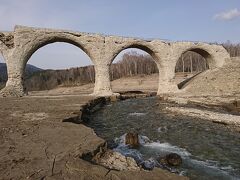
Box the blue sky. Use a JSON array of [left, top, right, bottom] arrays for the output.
[[0, 0, 240, 69]]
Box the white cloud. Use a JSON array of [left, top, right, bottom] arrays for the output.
[[214, 8, 240, 21]]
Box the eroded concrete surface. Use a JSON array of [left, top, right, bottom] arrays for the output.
[[0, 25, 230, 97]]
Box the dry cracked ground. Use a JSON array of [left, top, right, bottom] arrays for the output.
[[0, 94, 187, 180]]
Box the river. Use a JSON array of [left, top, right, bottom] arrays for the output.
[[85, 97, 240, 180]]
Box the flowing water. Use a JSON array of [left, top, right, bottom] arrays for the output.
[[86, 97, 240, 180]]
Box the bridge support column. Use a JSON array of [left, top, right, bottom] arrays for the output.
[[92, 62, 114, 97], [157, 61, 179, 95], [0, 58, 25, 97], [157, 80, 179, 95]]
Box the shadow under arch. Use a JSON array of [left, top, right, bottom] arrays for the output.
[[110, 44, 160, 94], [177, 47, 214, 69], [175, 48, 211, 90], [22, 36, 95, 94]]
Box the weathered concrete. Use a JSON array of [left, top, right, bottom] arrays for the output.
[[0, 25, 230, 97]]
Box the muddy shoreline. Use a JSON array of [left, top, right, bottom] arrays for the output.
[[0, 93, 187, 180], [0, 90, 239, 179]]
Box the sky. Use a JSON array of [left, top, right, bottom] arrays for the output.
[[0, 0, 240, 69]]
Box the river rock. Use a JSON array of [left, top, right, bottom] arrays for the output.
[[158, 153, 182, 166], [158, 95, 169, 101], [110, 95, 118, 102], [94, 150, 140, 171], [125, 132, 140, 148]]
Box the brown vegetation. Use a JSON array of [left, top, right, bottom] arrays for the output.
[[25, 66, 95, 91], [175, 52, 208, 73], [222, 41, 240, 57], [110, 52, 158, 79]]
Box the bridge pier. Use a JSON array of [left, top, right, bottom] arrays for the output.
[[0, 58, 25, 97], [92, 62, 114, 96], [157, 80, 179, 95], [157, 59, 179, 95]]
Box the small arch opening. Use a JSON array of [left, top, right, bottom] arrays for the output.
[[25, 42, 95, 95], [0, 53, 6, 90], [175, 50, 209, 89], [110, 48, 159, 94]]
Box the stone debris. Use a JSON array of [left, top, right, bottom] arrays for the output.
[[93, 150, 140, 171]]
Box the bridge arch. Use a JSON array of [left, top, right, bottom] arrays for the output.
[[110, 43, 161, 93], [174, 44, 230, 70], [110, 43, 160, 65], [0, 25, 233, 97], [173, 44, 230, 89], [21, 35, 95, 94], [23, 36, 93, 66], [177, 48, 213, 69]]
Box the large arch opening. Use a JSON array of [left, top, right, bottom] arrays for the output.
[[175, 49, 209, 89], [24, 42, 95, 96], [110, 47, 159, 94], [0, 53, 6, 90]]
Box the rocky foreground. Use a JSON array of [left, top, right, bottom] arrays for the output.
[[0, 95, 187, 180], [1, 58, 239, 179]]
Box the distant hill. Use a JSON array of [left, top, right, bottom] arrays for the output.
[[25, 66, 95, 91]]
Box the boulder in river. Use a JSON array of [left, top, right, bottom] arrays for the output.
[[125, 132, 140, 148], [158, 153, 182, 166]]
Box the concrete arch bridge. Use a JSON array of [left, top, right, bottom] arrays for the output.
[[0, 25, 230, 97]]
